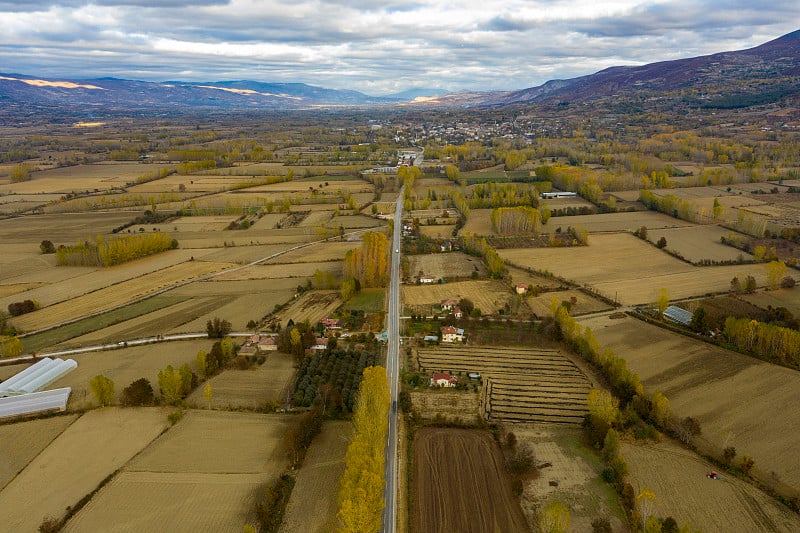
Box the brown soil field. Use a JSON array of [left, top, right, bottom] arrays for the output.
[[211, 261, 341, 281], [273, 290, 342, 328], [42, 339, 215, 407], [526, 288, 614, 317], [124, 174, 241, 193], [409, 390, 482, 424], [296, 210, 334, 227], [0, 282, 45, 297], [266, 240, 354, 263], [459, 208, 495, 235], [402, 280, 510, 316], [0, 211, 139, 245], [185, 352, 295, 410], [545, 211, 692, 233], [0, 407, 169, 531], [540, 196, 597, 211], [621, 440, 800, 532], [407, 251, 485, 280], [506, 266, 564, 290], [184, 243, 293, 264], [742, 288, 800, 316], [128, 410, 291, 474], [176, 232, 317, 249], [0, 414, 79, 490], [64, 471, 269, 533], [336, 214, 385, 229], [10, 260, 234, 332], [247, 213, 291, 229], [1, 249, 202, 310], [580, 315, 800, 495], [513, 425, 626, 532], [167, 291, 290, 332], [500, 233, 770, 305], [419, 224, 457, 238], [647, 225, 755, 263], [245, 179, 370, 194], [412, 428, 528, 533], [280, 421, 352, 533], [0, 163, 172, 194], [156, 215, 242, 232]]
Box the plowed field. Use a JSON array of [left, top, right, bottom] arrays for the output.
[[412, 428, 528, 533]]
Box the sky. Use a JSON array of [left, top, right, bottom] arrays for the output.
[[1, 1, 798, 96]]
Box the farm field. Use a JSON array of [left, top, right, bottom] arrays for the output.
[[0, 414, 79, 490], [280, 421, 352, 533], [266, 240, 355, 263], [506, 266, 565, 290], [165, 290, 284, 332], [0, 163, 173, 194], [272, 290, 341, 328], [185, 352, 295, 410], [512, 425, 626, 532], [458, 208, 495, 235], [526, 288, 614, 317], [742, 287, 800, 316], [621, 440, 800, 532], [0, 210, 139, 245], [202, 261, 340, 282], [580, 315, 800, 495], [10, 260, 234, 333], [544, 210, 693, 233], [409, 390, 481, 424], [341, 287, 385, 313], [402, 280, 510, 316], [407, 251, 485, 280], [66, 410, 292, 532], [42, 339, 215, 407], [0, 407, 169, 531], [416, 346, 592, 425], [419, 224, 456, 238], [499, 233, 770, 305], [412, 428, 528, 533], [647, 225, 756, 263]]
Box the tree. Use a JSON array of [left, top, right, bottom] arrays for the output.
[[591, 517, 613, 533], [1, 335, 23, 358], [656, 236, 667, 249], [675, 417, 701, 445], [538, 501, 571, 533], [206, 317, 232, 338], [690, 307, 708, 333], [458, 298, 475, 317], [744, 275, 757, 294], [602, 428, 620, 462], [765, 260, 787, 290], [740, 455, 755, 475], [722, 446, 736, 466], [203, 382, 213, 408], [656, 288, 669, 318], [650, 390, 672, 427], [781, 276, 796, 289], [158, 365, 184, 404], [637, 488, 657, 531], [89, 374, 115, 406], [730, 276, 742, 294], [195, 349, 208, 378], [246, 319, 258, 332], [39, 240, 55, 254], [121, 378, 154, 406]]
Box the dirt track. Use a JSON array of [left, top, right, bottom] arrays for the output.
[[412, 428, 528, 533]]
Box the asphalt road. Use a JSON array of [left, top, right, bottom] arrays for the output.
[[382, 188, 403, 533]]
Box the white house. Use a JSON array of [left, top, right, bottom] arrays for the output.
[[419, 275, 436, 284], [430, 372, 459, 387], [440, 326, 465, 343]]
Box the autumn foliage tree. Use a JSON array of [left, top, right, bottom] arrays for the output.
[[337, 366, 390, 532], [343, 232, 389, 288]]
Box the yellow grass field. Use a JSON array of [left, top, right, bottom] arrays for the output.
[[244, 179, 370, 194], [526, 288, 613, 317], [647, 225, 755, 263], [0, 414, 79, 490], [407, 252, 485, 280], [580, 315, 800, 495], [0, 163, 173, 194], [419, 224, 457, 238], [10, 260, 234, 332], [266, 240, 354, 263], [544, 211, 693, 233], [402, 280, 510, 315], [622, 441, 800, 532], [210, 261, 342, 281], [459, 208, 494, 235], [505, 266, 564, 290], [0, 407, 169, 531], [280, 421, 352, 533], [273, 290, 342, 327], [499, 233, 770, 305], [185, 352, 295, 409]]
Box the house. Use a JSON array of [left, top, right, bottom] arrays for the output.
[[239, 343, 257, 356], [452, 306, 464, 319], [418, 275, 436, 284], [310, 337, 329, 352], [440, 298, 458, 311], [257, 337, 278, 352], [440, 326, 465, 343], [321, 317, 342, 330], [515, 283, 529, 295], [430, 372, 459, 387]]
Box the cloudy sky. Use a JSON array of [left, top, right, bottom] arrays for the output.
[[1, 0, 798, 95]]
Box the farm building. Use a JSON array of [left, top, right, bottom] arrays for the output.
[[320, 317, 342, 330], [452, 307, 464, 319], [430, 372, 459, 387], [540, 191, 578, 199], [423, 335, 439, 343], [419, 275, 436, 284], [664, 305, 693, 326], [515, 283, 529, 295], [257, 337, 278, 352], [310, 337, 328, 352], [441, 326, 465, 343], [441, 299, 458, 310], [239, 344, 257, 356]]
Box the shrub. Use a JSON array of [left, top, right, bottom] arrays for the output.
[[8, 299, 37, 316], [656, 236, 667, 249], [121, 378, 155, 406], [781, 276, 796, 289], [39, 240, 56, 254]]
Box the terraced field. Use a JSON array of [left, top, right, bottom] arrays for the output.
[[415, 346, 592, 425]]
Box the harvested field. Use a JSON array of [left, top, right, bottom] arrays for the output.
[[244, 179, 369, 193], [280, 421, 352, 533], [506, 266, 564, 290], [416, 346, 592, 425], [166, 291, 286, 332], [211, 261, 341, 282], [183, 244, 292, 264], [336, 214, 385, 229], [266, 240, 353, 263], [499, 233, 770, 305], [0, 414, 78, 490], [409, 390, 481, 424], [580, 315, 800, 495], [622, 440, 800, 532], [541, 196, 597, 211], [10, 260, 234, 332], [64, 471, 268, 533], [0, 163, 172, 194], [43, 339, 215, 407], [419, 225, 456, 238], [273, 290, 341, 328], [526, 288, 614, 317], [0, 282, 45, 297], [743, 288, 800, 316], [128, 410, 291, 474], [402, 280, 510, 316], [647, 225, 755, 263], [407, 252, 485, 280], [0, 407, 169, 531], [297, 210, 334, 227], [185, 352, 295, 410], [412, 428, 528, 533], [545, 211, 692, 233], [0, 211, 139, 245], [459, 208, 494, 235]]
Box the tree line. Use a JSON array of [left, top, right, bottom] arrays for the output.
[[55, 232, 178, 267]]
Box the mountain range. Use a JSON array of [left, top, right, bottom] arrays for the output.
[[1, 29, 798, 113]]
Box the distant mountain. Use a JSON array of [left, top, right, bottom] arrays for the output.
[[0, 74, 399, 112], [415, 29, 800, 109]]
